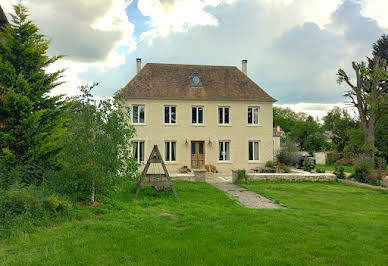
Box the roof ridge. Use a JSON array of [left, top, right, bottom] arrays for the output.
[[145, 62, 237, 68]]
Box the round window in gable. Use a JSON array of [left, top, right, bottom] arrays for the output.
[[189, 72, 203, 88]]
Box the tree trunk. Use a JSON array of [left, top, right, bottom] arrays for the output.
[[90, 179, 95, 204], [364, 126, 375, 162]]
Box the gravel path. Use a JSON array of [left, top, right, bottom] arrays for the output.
[[210, 182, 285, 209]]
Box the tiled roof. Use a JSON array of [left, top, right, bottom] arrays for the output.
[[0, 5, 8, 29], [120, 63, 276, 102]]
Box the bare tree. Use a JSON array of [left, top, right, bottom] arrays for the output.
[[337, 56, 388, 162]]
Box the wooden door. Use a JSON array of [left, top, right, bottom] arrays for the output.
[[191, 141, 205, 169]]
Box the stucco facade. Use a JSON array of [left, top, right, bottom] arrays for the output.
[[125, 99, 274, 173]]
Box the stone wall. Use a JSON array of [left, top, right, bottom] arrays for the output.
[[248, 173, 336, 181]]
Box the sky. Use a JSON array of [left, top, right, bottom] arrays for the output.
[[1, 0, 387, 119]]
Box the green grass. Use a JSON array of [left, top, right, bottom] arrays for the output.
[[316, 164, 355, 173], [1, 181, 388, 265]]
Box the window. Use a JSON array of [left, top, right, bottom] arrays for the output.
[[192, 106, 203, 124], [248, 106, 259, 124], [249, 141, 260, 161], [219, 141, 230, 161], [133, 105, 145, 124], [218, 107, 230, 124], [133, 141, 145, 162], [164, 106, 176, 124], [165, 141, 176, 162]]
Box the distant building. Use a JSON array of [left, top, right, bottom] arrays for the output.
[[120, 59, 276, 173], [273, 126, 283, 161]]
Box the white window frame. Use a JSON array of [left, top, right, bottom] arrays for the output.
[[248, 106, 259, 125], [133, 141, 145, 163], [218, 141, 231, 161], [164, 105, 177, 124], [248, 141, 260, 161], [165, 141, 177, 162], [218, 106, 230, 125], [132, 105, 145, 124], [192, 106, 204, 124]]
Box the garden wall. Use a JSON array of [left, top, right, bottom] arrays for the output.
[[247, 173, 336, 181]]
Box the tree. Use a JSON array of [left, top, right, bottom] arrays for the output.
[[373, 34, 388, 60], [323, 107, 360, 152], [61, 84, 137, 204], [0, 4, 68, 170], [288, 116, 321, 150], [337, 56, 388, 161]]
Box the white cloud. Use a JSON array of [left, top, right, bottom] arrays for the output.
[[362, 0, 388, 29]]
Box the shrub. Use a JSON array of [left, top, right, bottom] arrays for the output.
[[276, 136, 299, 166], [303, 158, 314, 172], [234, 170, 248, 184], [0, 185, 74, 237], [334, 165, 345, 179], [265, 161, 275, 169], [352, 160, 373, 184], [316, 168, 326, 173], [375, 156, 386, 169], [276, 163, 290, 173]]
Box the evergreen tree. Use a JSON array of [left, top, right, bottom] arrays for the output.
[[0, 4, 69, 169]]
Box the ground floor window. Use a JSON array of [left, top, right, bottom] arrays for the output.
[[219, 141, 230, 161], [249, 141, 259, 161], [165, 141, 176, 162], [133, 141, 145, 162]]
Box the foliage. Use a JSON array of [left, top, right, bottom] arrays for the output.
[[265, 161, 275, 169], [375, 112, 388, 162], [58, 84, 138, 203], [333, 165, 345, 179], [316, 167, 325, 173], [304, 133, 330, 154], [343, 128, 365, 157], [0, 184, 73, 238], [234, 169, 248, 184], [322, 107, 360, 152], [303, 157, 314, 172], [351, 160, 374, 184], [288, 116, 321, 150], [326, 152, 342, 165], [0, 4, 69, 173], [276, 136, 299, 166], [276, 163, 290, 173]]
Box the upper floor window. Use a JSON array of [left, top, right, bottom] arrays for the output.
[[248, 106, 259, 124], [249, 141, 260, 161], [133, 105, 145, 124], [219, 141, 230, 161], [218, 107, 230, 124], [192, 106, 203, 124], [164, 106, 176, 124], [133, 141, 145, 162], [165, 141, 176, 162]]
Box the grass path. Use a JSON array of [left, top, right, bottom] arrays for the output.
[[1, 181, 388, 265]]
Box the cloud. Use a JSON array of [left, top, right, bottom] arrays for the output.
[[17, 0, 136, 67]]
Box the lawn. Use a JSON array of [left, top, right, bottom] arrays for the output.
[[316, 164, 355, 173], [1, 181, 388, 265]]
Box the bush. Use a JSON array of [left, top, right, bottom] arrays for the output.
[[334, 165, 345, 179], [316, 168, 326, 173], [0, 184, 73, 237], [276, 163, 290, 173], [234, 170, 248, 184], [303, 158, 314, 172], [265, 161, 275, 169], [276, 136, 299, 166], [352, 160, 374, 184]]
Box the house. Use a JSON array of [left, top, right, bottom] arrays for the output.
[[120, 59, 276, 173], [0, 5, 8, 32]]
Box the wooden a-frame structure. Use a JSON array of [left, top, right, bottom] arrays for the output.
[[134, 145, 179, 201]]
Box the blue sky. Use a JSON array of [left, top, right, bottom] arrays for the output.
[[2, 0, 388, 117]]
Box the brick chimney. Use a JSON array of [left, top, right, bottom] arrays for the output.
[[242, 59, 247, 75], [136, 58, 142, 73]]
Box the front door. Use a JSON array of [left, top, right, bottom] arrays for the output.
[[191, 141, 205, 169]]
